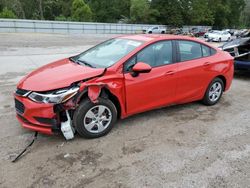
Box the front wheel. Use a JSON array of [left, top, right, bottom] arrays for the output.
[[73, 98, 117, 138], [202, 78, 224, 106]]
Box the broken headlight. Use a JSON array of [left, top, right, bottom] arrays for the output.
[[28, 86, 79, 104]]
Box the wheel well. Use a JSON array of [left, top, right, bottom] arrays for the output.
[[101, 88, 121, 119], [216, 75, 226, 91], [77, 88, 121, 119]]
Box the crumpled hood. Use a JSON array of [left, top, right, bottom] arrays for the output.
[[17, 58, 105, 92]]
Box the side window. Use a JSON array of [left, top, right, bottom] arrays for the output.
[[137, 41, 173, 67], [202, 45, 211, 57], [137, 44, 155, 67], [202, 45, 217, 57], [178, 40, 202, 61], [124, 41, 173, 72], [211, 48, 217, 55]]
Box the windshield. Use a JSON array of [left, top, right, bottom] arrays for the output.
[[74, 38, 143, 68]]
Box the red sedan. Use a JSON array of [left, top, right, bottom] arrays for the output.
[[14, 35, 234, 139]]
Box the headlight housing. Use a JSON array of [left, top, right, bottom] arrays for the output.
[[28, 86, 79, 104]]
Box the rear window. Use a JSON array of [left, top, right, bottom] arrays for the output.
[[202, 45, 217, 57], [211, 48, 217, 55], [202, 45, 211, 57], [178, 40, 217, 62], [178, 41, 202, 61]]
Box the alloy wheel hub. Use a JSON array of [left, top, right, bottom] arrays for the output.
[[83, 105, 112, 133]]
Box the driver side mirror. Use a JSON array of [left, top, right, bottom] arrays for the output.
[[131, 62, 152, 77]]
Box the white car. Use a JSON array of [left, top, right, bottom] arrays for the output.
[[207, 30, 231, 42], [143, 26, 166, 34]]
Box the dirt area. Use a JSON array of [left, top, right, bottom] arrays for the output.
[[0, 33, 249, 188]]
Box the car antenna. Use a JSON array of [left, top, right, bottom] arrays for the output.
[[11, 131, 38, 163]]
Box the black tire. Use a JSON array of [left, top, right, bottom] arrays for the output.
[[219, 38, 222, 42], [73, 98, 117, 138], [148, 31, 152, 34], [202, 78, 224, 106], [161, 31, 165, 34]]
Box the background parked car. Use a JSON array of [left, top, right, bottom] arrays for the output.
[[240, 29, 250, 38], [190, 28, 206, 37], [221, 37, 250, 71], [224, 29, 235, 36], [204, 29, 214, 38], [235, 29, 250, 38], [143, 26, 166, 34], [167, 28, 183, 35], [207, 30, 231, 42]]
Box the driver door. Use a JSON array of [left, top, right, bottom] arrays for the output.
[[124, 41, 178, 116]]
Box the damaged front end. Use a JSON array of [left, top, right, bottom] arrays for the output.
[[222, 37, 250, 71], [15, 85, 80, 140], [14, 68, 116, 140], [53, 82, 107, 140]]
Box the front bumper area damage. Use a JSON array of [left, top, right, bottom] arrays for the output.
[[14, 66, 125, 140], [15, 95, 59, 135], [15, 92, 77, 140], [14, 82, 109, 140]]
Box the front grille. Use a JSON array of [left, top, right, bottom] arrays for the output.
[[16, 88, 30, 96], [15, 99, 25, 114]]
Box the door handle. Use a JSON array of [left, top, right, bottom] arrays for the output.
[[203, 62, 211, 66], [164, 71, 175, 76]]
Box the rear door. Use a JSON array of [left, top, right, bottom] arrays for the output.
[[124, 40, 178, 115], [175, 40, 216, 102]]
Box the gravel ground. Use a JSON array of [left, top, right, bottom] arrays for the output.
[[0, 33, 249, 188]]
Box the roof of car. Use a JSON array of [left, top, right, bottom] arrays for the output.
[[119, 34, 204, 43], [117, 34, 216, 50]]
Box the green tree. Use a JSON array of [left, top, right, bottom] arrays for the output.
[[227, 0, 246, 28], [208, 0, 231, 29], [241, 0, 250, 27], [189, 0, 214, 25], [130, 0, 150, 23], [0, 7, 16, 18], [71, 0, 92, 22], [0, 0, 248, 28], [151, 0, 183, 26], [89, 0, 130, 23]]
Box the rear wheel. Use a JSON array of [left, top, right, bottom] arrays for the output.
[[161, 31, 165, 34], [74, 98, 117, 138], [219, 38, 222, 42], [202, 78, 224, 106]]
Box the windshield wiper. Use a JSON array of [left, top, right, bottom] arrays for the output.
[[76, 60, 95, 68]]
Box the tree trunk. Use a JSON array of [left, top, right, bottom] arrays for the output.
[[38, 0, 44, 20]]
